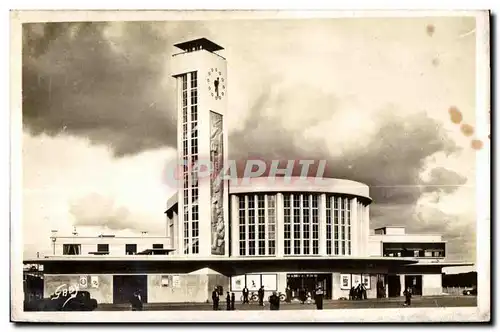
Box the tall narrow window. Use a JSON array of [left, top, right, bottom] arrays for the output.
[[239, 197, 246, 255], [267, 195, 276, 255], [334, 196, 339, 255], [181, 74, 191, 254], [346, 199, 351, 255], [312, 195, 319, 255], [293, 195, 301, 255], [326, 196, 332, 255], [257, 195, 266, 255], [248, 195, 256, 255], [284, 194, 291, 255]]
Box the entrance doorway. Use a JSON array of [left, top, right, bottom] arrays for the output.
[[387, 275, 401, 297], [286, 273, 332, 300], [376, 274, 386, 298], [113, 275, 148, 304], [404, 275, 423, 296]]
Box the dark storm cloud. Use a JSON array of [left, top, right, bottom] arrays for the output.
[[22, 21, 207, 157], [229, 85, 462, 206]]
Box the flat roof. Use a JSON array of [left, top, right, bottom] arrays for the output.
[[408, 261, 475, 268], [174, 38, 224, 52], [24, 255, 418, 264], [374, 226, 406, 230]]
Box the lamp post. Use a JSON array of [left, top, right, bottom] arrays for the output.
[[50, 230, 58, 255]]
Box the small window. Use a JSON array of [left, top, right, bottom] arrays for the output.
[[125, 244, 137, 255], [153, 244, 164, 249], [97, 244, 109, 253], [413, 250, 420, 257], [63, 244, 81, 255]]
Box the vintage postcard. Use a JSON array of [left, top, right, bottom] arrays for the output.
[[10, 10, 490, 323]]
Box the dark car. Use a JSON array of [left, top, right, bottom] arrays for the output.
[[462, 287, 477, 296], [32, 291, 98, 311]]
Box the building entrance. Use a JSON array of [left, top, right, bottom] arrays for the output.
[[113, 275, 148, 304], [286, 273, 332, 300], [387, 275, 401, 297], [404, 275, 423, 296]]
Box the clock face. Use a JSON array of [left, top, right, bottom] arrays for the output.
[[206, 67, 226, 101]]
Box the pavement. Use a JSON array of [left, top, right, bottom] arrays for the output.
[[96, 295, 477, 311]]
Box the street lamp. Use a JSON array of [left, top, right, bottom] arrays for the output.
[[50, 230, 58, 255]]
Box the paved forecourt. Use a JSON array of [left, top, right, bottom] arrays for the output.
[[96, 296, 477, 311]]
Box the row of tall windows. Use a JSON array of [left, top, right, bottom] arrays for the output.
[[283, 194, 319, 255], [182, 72, 199, 254], [326, 196, 352, 255], [238, 194, 277, 256]]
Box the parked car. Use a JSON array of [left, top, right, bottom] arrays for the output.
[[462, 287, 477, 296], [29, 291, 98, 311]]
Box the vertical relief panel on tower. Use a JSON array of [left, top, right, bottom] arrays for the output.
[[210, 111, 224, 255]]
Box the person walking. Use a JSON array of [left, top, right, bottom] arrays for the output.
[[231, 292, 235, 310], [269, 291, 280, 310], [226, 292, 231, 311], [130, 289, 143, 311], [242, 286, 249, 304], [258, 286, 265, 306], [212, 287, 220, 310], [299, 287, 306, 304], [361, 283, 367, 300], [403, 287, 412, 306], [315, 285, 324, 310], [285, 285, 292, 303]]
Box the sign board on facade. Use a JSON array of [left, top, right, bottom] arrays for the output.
[[261, 274, 277, 291], [362, 274, 371, 289], [352, 274, 362, 287], [172, 275, 180, 288], [161, 276, 169, 287], [91, 276, 99, 288], [340, 274, 351, 290], [231, 275, 245, 291], [246, 274, 261, 291], [79, 276, 88, 289]]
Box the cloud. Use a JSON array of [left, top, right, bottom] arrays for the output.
[[423, 167, 468, 194], [22, 22, 207, 157], [21, 20, 477, 262], [69, 193, 164, 233], [229, 83, 462, 206]]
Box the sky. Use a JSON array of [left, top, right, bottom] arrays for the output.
[[21, 17, 480, 266]]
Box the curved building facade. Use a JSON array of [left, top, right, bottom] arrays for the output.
[[228, 177, 372, 259]]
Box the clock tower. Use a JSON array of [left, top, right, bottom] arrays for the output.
[[171, 38, 229, 257]]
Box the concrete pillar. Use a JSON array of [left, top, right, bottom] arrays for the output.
[[173, 211, 178, 251], [319, 194, 327, 255], [400, 274, 405, 296], [362, 205, 370, 256], [276, 193, 284, 258], [277, 272, 287, 293], [231, 195, 239, 256], [351, 197, 358, 256]]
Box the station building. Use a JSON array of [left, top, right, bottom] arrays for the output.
[[24, 38, 470, 305]]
